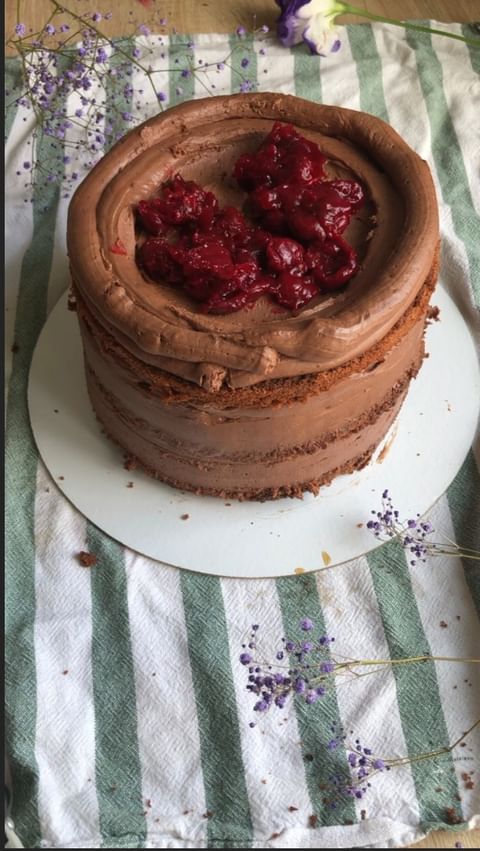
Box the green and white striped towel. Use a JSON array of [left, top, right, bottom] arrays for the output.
[[5, 21, 480, 850]]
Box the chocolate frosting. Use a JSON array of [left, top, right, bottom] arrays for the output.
[[68, 93, 438, 389]]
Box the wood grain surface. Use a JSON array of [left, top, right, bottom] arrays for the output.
[[4, 1, 479, 848]]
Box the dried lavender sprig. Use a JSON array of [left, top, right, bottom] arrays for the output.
[[367, 489, 480, 565]]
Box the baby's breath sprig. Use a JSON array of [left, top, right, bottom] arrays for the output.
[[6, 2, 268, 202], [367, 489, 480, 566], [241, 620, 479, 806], [240, 620, 480, 722], [323, 717, 479, 805]]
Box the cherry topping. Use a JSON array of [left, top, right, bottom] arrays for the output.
[[137, 199, 166, 236], [138, 238, 183, 283], [275, 273, 319, 311], [135, 122, 366, 314], [265, 237, 306, 274]]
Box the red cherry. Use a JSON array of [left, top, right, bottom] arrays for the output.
[[310, 236, 358, 290], [265, 237, 306, 274], [275, 272, 319, 310], [139, 238, 183, 283], [137, 199, 166, 235]]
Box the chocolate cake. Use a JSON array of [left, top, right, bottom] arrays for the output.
[[67, 93, 439, 500]]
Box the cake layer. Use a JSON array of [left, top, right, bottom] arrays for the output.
[[86, 366, 408, 500], [68, 93, 439, 389]]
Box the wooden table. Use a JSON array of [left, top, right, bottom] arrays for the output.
[[5, 2, 479, 848]]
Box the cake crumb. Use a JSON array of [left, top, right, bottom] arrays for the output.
[[288, 805, 298, 812], [461, 772, 475, 790], [11, 342, 19, 353], [427, 305, 441, 323], [58, 475, 65, 480], [127, 481, 134, 488], [202, 811, 214, 819], [62, 669, 69, 675], [440, 620, 448, 628], [445, 806, 462, 825], [270, 833, 281, 840], [180, 513, 190, 520], [322, 551, 332, 566], [308, 814, 318, 828], [294, 567, 306, 574], [77, 551, 97, 567], [124, 456, 137, 471]]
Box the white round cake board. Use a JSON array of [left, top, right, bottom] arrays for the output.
[[28, 285, 479, 578]]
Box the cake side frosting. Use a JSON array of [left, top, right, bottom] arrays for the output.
[[75, 255, 438, 500]]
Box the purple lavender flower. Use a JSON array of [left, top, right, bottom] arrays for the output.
[[15, 23, 26, 37], [236, 26, 247, 37], [241, 57, 250, 68], [45, 24, 56, 36], [139, 24, 151, 36], [240, 652, 253, 665], [300, 618, 314, 631], [157, 91, 167, 102]]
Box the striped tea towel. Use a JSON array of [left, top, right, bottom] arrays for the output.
[[5, 21, 480, 850]]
